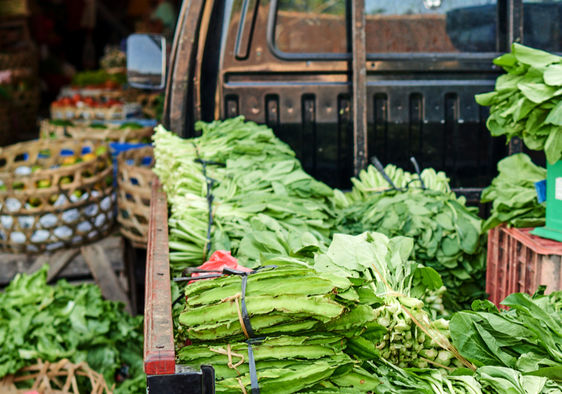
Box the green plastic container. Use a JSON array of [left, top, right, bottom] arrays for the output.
[[532, 160, 562, 242]]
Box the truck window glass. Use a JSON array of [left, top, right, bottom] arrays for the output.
[[522, 0, 562, 53], [274, 0, 347, 53], [365, 0, 498, 53]]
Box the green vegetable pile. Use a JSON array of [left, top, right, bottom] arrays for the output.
[[158, 117, 562, 393], [153, 118, 336, 273], [476, 43, 562, 164], [0, 267, 145, 393], [337, 189, 486, 311], [481, 153, 546, 231], [177, 232, 468, 392], [451, 289, 562, 382]]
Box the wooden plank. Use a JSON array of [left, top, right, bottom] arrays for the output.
[[0, 236, 124, 286], [351, 0, 368, 176], [144, 178, 175, 375], [81, 244, 132, 314], [27, 248, 80, 283]]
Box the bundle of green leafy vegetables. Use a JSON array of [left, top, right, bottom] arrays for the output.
[[180, 335, 379, 393], [176, 259, 379, 392], [341, 163, 456, 205], [481, 153, 546, 231], [153, 118, 336, 273], [475, 43, 562, 164], [450, 289, 562, 383], [312, 232, 461, 370], [0, 267, 145, 393], [177, 231, 469, 393], [337, 189, 486, 312]]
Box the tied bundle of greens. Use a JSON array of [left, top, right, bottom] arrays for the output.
[[342, 163, 456, 205], [153, 118, 336, 273], [450, 289, 562, 385], [176, 263, 378, 393], [313, 232, 464, 371], [337, 190, 486, 311], [481, 153, 546, 231], [177, 265, 373, 343], [179, 335, 379, 394], [476, 43, 562, 164], [0, 267, 144, 393]]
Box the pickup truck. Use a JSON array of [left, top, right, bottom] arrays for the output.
[[128, 1, 559, 392]]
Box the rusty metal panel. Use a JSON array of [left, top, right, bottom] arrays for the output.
[[144, 178, 175, 375], [351, 0, 368, 176], [168, 0, 205, 136]]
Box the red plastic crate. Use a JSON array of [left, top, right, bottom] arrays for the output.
[[486, 226, 562, 308]]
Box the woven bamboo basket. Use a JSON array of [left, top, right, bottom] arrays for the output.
[[0, 359, 110, 394], [40, 120, 153, 143], [117, 147, 154, 246], [50, 104, 127, 121], [0, 139, 116, 254]]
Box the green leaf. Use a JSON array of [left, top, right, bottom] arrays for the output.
[[512, 43, 561, 68], [543, 64, 562, 86]]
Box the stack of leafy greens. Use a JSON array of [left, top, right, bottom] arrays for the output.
[[176, 263, 378, 393], [337, 189, 486, 312], [481, 153, 546, 231], [153, 118, 336, 273], [0, 267, 145, 393], [450, 289, 562, 383], [475, 43, 562, 164]]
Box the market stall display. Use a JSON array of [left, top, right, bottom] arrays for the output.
[[0, 139, 115, 253], [50, 95, 141, 121], [146, 182, 562, 393], [144, 116, 561, 392]]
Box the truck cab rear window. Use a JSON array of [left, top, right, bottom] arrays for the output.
[[274, 0, 348, 54], [273, 0, 499, 55]]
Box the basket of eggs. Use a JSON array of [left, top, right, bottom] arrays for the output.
[[0, 139, 115, 253]]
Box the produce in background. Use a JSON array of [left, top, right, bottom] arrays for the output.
[[475, 43, 562, 164], [71, 70, 126, 89], [481, 153, 546, 231], [0, 267, 144, 393], [337, 190, 486, 312], [153, 118, 336, 273], [450, 289, 562, 383]]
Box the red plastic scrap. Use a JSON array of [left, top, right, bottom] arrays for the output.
[[188, 250, 251, 284]]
